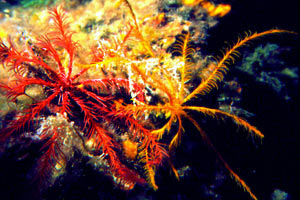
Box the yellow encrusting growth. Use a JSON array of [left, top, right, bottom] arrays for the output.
[[182, 0, 231, 17], [122, 139, 138, 160]]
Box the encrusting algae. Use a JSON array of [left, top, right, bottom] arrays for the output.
[[0, 0, 297, 199]]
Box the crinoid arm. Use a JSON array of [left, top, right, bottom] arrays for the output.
[[184, 29, 294, 103], [117, 0, 154, 56], [0, 38, 57, 76], [79, 77, 145, 101], [0, 76, 55, 102], [35, 119, 67, 186], [0, 90, 60, 141], [171, 32, 196, 100], [48, 6, 78, 77], [0, 7, 78, 83], [138, 138, 168, 190], [183, 106, 264, 139], [113, 102, 168, 190], [151, 113, 177, 140], [68, 93, 147, 189], [183, 113, 259, 200]]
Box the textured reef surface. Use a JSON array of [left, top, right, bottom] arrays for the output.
[[0, 0, 298, 200]]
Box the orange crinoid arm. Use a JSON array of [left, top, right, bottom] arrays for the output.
[[183, 106, 264, 139], [184, 29, 294, 103], [184, 113, 259, 200]]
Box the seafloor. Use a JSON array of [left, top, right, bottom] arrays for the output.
[[0, 0, 299, 200]]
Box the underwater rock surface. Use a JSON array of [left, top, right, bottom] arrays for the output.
[[0, 0, 298, 200]]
